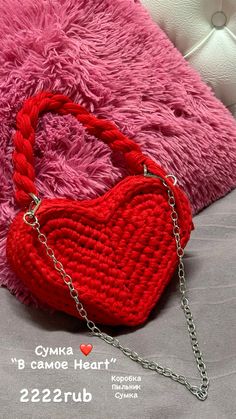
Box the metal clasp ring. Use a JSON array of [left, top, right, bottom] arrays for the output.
[[165, 174, 177, 186], [28, 193, 41, 214], [143, 164, 159, 178], [143, 164, 178, 185]]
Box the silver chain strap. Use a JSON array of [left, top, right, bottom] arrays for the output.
[[23, 165, 209, 401]]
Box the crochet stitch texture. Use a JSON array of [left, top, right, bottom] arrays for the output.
[[1, 0, 235, 308], [6, 92, 193, 325]]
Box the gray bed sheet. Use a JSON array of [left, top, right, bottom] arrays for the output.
[[1, 188, 236, 419]]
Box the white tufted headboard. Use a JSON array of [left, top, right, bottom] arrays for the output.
[[140, 0, 236, 117]]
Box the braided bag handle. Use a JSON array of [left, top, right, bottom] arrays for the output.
[[12, 91, 171, 208]]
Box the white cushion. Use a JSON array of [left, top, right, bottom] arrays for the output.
[[141, 0, 236, 117]]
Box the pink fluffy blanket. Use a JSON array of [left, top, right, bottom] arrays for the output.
[[0, 0, 236, 308]]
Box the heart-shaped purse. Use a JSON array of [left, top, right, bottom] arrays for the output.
[[6, 91, 209, 400]]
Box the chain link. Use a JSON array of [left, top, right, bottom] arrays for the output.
[[23, 170, 209, 401]]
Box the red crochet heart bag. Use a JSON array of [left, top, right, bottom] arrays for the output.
[[6, 92, 210, 400], [6, 91, 193, 327]]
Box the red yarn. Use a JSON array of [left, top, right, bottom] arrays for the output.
[[12, 91, 169, 208], [7, 91, 193, 326]]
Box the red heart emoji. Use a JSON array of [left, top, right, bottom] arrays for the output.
[[80, 344, 93, 356], [6, 175, 192, 326]]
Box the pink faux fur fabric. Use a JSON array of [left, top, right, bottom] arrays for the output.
[[0, 0, 236, 308]]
